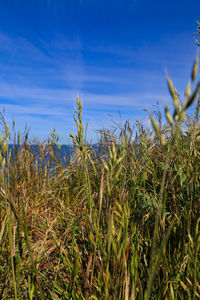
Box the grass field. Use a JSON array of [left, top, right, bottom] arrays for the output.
[[0, 58, 200, 299]]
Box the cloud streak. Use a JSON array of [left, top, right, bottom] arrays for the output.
[[0, 27, 197, 141]]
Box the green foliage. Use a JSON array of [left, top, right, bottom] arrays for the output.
[[0, 59, 200, 299]]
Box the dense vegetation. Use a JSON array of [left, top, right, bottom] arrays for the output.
[[0, 58, 200, 300]]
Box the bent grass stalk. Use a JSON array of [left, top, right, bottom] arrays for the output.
[[0, 58, 199, 299], [145, 56, 200, 300]]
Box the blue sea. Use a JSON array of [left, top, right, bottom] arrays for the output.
[[7, 144, 102, 167], [8, 144, 72, 165]]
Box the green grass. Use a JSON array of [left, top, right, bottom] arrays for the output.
[[0, 58, 200, 299]]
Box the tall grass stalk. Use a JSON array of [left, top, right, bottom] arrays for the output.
[[0, 59, 199, 299]]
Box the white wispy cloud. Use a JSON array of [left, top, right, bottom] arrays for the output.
[[0, 29, 197, 141], [0, 79, 169, 107]]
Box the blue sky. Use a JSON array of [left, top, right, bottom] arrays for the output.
[[0, 0, 199, 143]]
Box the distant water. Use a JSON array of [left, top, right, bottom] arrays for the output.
[[8, 144, 74, 167], [7, 144, 102, 167], [6, 144, 136, 170]]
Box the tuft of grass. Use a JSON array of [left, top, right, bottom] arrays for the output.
[[0, 59, 200, 299]]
